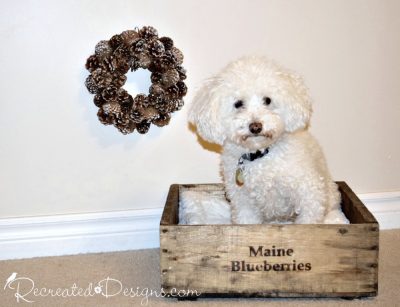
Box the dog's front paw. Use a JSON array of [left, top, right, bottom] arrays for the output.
[[294, 216, 312, 224], [323, 209, 349, 224], [232, 216, 263, 224], [232, 209, 263, 224], [294, 214, 324, 224]]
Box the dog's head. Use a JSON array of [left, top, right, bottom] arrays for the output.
[[189, 56, 312, 150]]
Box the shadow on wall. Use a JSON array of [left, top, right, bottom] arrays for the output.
[[79, 68, 163, 149], [188, 122, 222, 154]]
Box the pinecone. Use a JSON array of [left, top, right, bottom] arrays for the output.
[[116, 59, 130, 75], [137, 52, 152, 69], [139, 26, 158, 40], [112, 74, 127, 88], [113, 46, 130, 59], [166, 85, 180, 99], [133, 94, 148, 108], [102, 56, 118, 73], [157, 53, 176, 71], [176, 81, 187, 96], [149, 84, 164, 96], [149, 54, 175, 73], [130, 39, 147, 54], [116, 120, 136, 134], [136, 121, 151, 134], [116, 89, 133, 111], [159, 37, 174, 50], [85, 75, 98, 94], [163, 99, 181, 113], [121, 30, 139, 46], [149, 40, 165, 58], [114, 112, 130, 126], [102, 101, 121, 115], [174, 98, 184, 111], [148, 93, 164, 107], [94, 94, 107, 107], [101, 86, 118, 101], [150, 72, 162, 83], [142, 106, 159, 121], [176, 65, 187, 80], [85, 55, 100, 72], [120, 98, 134, 113], [97, 108, 114, 125], [171, 47, 184, 65], [109, 34, 123, 50], [161, 69, 179, 87], [154, 99, 169, 112], [148, 60, 164, 73], [128, 56, 140, 71], [95, 40, 112, 58], [92, 68, 113, 88], [110, 51, 129, 74], [153, 113, 171, 127], [129, 107, 144, 123]]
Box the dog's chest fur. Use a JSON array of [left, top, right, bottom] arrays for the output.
[[221, 134, 308, 221]]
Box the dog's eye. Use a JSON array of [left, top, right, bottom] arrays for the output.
[[234, 100, 244, 109], [263, 97, 272, 105]]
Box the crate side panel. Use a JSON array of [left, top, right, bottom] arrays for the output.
[[160, 226, 178, 288], [160, 224, 378, 296], [337, 182, 377, 224], [160, 185, 179, 225]]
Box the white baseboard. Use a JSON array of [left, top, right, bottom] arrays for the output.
[[358, 191, 400, 230], [0, 192, 399, 261], [0, 208, 162, 261]]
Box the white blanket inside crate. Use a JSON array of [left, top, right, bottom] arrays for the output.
[[179, 188, 349, 225], [179, 189, 231, 224]]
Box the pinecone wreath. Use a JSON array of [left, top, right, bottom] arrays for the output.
[[85, 26, 187, 134]]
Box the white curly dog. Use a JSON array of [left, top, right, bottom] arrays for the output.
[[189, 56, 348, 224]]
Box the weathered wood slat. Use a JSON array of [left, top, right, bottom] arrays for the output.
[[337, 182, 377, 224], [160, 184, 179, 225]]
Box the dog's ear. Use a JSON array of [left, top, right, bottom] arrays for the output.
[[276, 71, 313, 132], [188, 78, 226, 145]]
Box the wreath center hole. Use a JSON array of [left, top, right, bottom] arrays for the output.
[[123, 68, 152, 96]]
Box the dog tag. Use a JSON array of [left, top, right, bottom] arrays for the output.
[[235, 168, 244, 186]]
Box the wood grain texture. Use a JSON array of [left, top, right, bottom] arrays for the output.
[[160, 184, 179, 225], [160, 183, 379, 298], [337, 181, 378, 224]]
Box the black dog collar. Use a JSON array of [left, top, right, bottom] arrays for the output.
[[240, 147, 269, 164], [236, 147, 269, 186]]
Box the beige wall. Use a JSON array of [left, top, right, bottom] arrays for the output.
[[0, 0, 399, 218]]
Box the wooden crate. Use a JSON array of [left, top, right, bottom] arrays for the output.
[[160, 182, 379, 299]]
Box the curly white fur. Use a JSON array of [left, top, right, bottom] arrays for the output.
[[189, 56, 348, 224]]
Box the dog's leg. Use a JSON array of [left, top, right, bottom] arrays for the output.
[[293, 178, 327, 224], [327, 180, 341, 211], [231, 194, 263, 224]]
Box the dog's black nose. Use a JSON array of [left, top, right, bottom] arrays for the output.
[[249, 122, 263, 134]]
